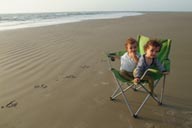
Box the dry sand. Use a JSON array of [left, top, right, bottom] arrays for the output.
[[0, 12, 192, 128]]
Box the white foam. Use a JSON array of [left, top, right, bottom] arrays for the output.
[[0, 12, 143, 31]]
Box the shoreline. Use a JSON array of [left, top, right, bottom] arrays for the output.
[[0, 11, 191, 33], [1, 11, 192, 32], [0, 11, 143, 32]]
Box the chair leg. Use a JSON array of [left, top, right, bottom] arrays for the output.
[[160, 75, 166, 104], [133, 84, 137, 91], [113, 78, 134, 116], [110, 73, 165, 117], [138, 83, 160, 104], [110, 84, 134, 100], [110, 87, 120, 100], [133, 114, 138, 118], [134, 94, 151, 116], [133, 87, 161, 117], [135, 85, 142, 91]]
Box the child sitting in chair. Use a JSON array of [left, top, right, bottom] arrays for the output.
[[120, 37, 140, 80], [133, 40, 169, 94]]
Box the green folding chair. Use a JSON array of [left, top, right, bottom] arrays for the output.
[[106, 35, 171, 118]]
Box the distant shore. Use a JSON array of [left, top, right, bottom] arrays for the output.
[[0, 11, 142, 31], [0, 12, 192, 128]]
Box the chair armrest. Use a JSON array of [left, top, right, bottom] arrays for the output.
[[107, 52, 116, 58], [106, 50, 126, 61], [140, 68, 163, 80], [107, 53, 118, 61], [162, 59, 171, 72]]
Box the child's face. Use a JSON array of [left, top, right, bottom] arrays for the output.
[[145, 45, 160, 59], [126, 43, 137, 54]]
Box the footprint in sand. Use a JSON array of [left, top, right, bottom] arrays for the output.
[[73, 121, 88, 128], [101, 81, 109, 85], [64, 75, 77, 79], [34, 84, 48, 89], [98, 71, 104, 74], [183, 121, 192, 128], [164, 110, 177, 123], [144, 122, 156, 128], [1, 100, 18, 109], [166, 110, 175, 116], [151, 109, 164, 116], [182, 111, 192, 128], [93, 83, 99, 87], [56, 76, 59, 81], [93, 97, 106, 106], [101, 59, 107, 62], [182, 111, 192, 115], [80, 65, 90, 69]]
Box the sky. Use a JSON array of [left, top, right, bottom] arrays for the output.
[[0, 0, 192, 14]]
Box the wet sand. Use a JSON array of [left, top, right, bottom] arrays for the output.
[[0, 12, 192, 128]]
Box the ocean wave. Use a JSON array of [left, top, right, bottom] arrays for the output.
[[0, 11, 143, 31]]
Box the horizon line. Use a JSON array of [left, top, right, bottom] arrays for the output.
[[0, 10, 192, 14]]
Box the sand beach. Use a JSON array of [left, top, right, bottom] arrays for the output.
[[0, 12, 192, 128]]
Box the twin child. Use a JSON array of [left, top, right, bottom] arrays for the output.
[[120, 37, 169, 94]]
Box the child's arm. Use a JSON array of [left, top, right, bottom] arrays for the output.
[[129, 52, 139, 63], [133, 55, 145, 83]]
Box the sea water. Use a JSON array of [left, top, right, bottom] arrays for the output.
[[0, 11, 143, 31]]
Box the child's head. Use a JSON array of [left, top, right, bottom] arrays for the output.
[[144, 40, 162, 58], [125, 37, 137, 54]]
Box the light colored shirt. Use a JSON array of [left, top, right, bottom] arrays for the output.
[[120, 52, 140, 72]]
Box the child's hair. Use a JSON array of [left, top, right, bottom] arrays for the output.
[[144, 40, 162, 52], [124, 37, 137, 48]]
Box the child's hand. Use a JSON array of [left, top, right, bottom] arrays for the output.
[[129, 52, 137, 58], [134, 78, 140, 83], [129, 52, 138, 63]]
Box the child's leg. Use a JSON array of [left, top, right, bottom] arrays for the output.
[[120, 70, 133, 81], [148, 78, 154, 93], [143, 76, 154, 93]]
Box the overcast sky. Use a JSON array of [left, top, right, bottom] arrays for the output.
[[0, 0, 191, 14]]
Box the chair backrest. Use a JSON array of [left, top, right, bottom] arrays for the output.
[[137, 35, 171, 62], [137, 35, 171, 79]]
